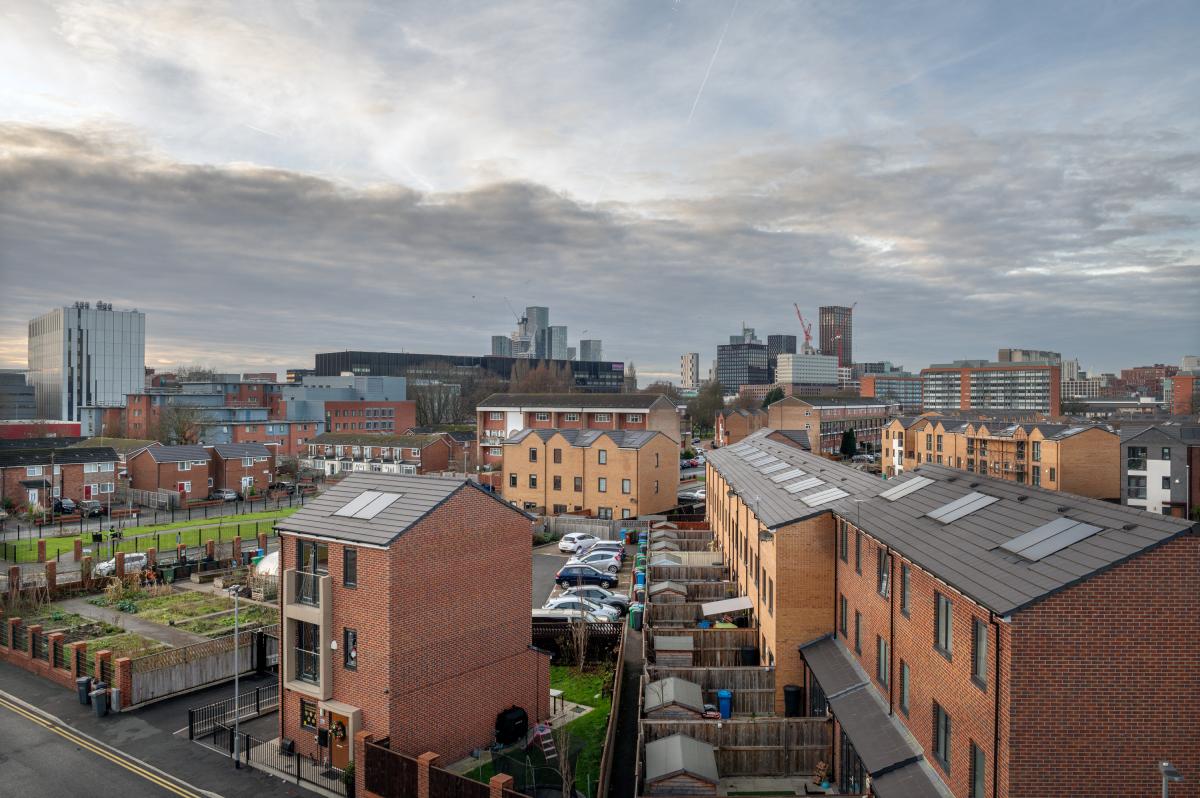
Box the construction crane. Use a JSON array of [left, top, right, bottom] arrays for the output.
[[793, 303, 814, 353]]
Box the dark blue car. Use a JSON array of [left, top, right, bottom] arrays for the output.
[[556, 564, 618, 590]]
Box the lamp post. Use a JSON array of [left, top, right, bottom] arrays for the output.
[[229, 585, 241, 768], [1160, 761, 1182, 798]]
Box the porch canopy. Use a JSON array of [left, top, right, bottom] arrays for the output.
[[700, 596, 754, 617], [799, 635, 951, 798]]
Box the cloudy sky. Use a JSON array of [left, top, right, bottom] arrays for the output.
[[1, 0, 1198, 383]]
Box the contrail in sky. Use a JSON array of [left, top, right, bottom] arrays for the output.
[[687, 0, 740, 125]]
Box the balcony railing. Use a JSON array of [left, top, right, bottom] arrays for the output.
[[295, 648, 320, 684], [1127, 459, 1147, 472], [295, 572, 321, 607]]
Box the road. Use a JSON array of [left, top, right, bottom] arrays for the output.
[[0, 690, 212, 798], [533, 543, 569, 607]]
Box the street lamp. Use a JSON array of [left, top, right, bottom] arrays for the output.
[[1160, 761, 1182, 798], [229, 585, 241, 768]]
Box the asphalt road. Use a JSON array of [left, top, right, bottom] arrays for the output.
[[0, 690, 211, 798], [533, 543, 570, 607]]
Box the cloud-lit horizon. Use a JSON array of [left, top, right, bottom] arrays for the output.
[[2, 1, 1198, 382]]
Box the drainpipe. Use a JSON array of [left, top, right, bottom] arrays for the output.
[[832, 519, 839, 636], [991, 611, 1002, 798], [887, 544, 894, 715]]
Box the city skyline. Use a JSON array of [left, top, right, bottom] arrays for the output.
[[2, 1, 1198, 381]]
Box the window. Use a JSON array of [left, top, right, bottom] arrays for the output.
[[925, 433, 932, 449], [489, 411, 503, 420], [100, 483, 114, 493], [490, 447, 502, 456], [509, 473, 517, 488], [1031, 465, 1041, 486], [972, 618, 988, 689], [552, 503, 567, 514], [626, 414, 642, 422], [839, 595, 848, 636], [877, 550, 891, 597], [854, 611, 862, 653], [528, 474, 537, 488], [242, 457, 254, 467], [410, 448, 420, 457], [529, 448, 538, 462], [1162, 475, 1171, 490], [876, 636, 889, 686], [1031, 440, 1041, 461], [655, 453, 660, 467], [899, 661, 910, 715], [344, 548, 357, 587], [1127, 445, 1147, 471], [1048, 467, 1056, 482], [936, 434, 943, 452], [84, 462, 99, 473], [597, 507, 612, 520], [900, 564, 910, 616], [553, 475, 562, 491], [574, 476, 583, 492], [839, 523, 849, 563], [1162, 446, 1172, 460], [934, 592, 953, 658], [654, 480, 659, 494], [621, 479, 631, 494], [594, 413, 611, 422], [553, 448, 562, 464], [598, 449, 607, 464], [178, 461, 191, 471], [207, 477, 214, 488], [598, 477, 607, 493], [564, 413, 579, 421], [298, 540, 329, 573], [768, 578, 774, 615], [343, 628, 357, 670], [534, 412, 550, 421], [854, 531, 861, 574], [970, 743, 986, 798], [300, 699, 318, 730], [621, 508, 631, 519], [933, 702, 952, 773], [179, 481, 191, 492]]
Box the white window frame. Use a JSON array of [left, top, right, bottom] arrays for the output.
[[626, 414, 642, 422], [410, 448, 420, 457], [242, 457, 254, 467], [178, 461, 191, 471], [534, 412, 550, 421], [26, 466, 42, 477], [207, 477, 214, 487], [180, 481, 192, 492], [191, 460, 205, 466], [489, 412, 503, 421], [564, 413, 580, 422], [99, 462, 114, 472], [99, 483, 114, 494], [490, 447, 503, 456], [594, 413, 611, 422]]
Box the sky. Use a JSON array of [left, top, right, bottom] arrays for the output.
[[1, 1, 1198, 384]]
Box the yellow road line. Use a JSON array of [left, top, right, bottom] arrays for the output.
[[0, 696, 204, 798]]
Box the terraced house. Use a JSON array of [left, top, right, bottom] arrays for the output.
[[706, 429, 1198, 798], [301, 433, 454, 477], [883, 417, 1119, 500], [0, 445, 119, 509], [499, 428, 678, 518], [765, 396, 897, 455]]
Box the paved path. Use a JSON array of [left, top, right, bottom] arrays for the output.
[[609, 623, 644, 798], [57, 595, 211, 648]]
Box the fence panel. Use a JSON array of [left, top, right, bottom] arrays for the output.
[[531, 620, 622, 662], [31, 631, 48, 661], [100, 658, 113, 684], [11, 623, 26, 652], [365, 741, 418, 798], [429, 765, 491, 798], [645, 666, 777, 715], [53, 639, 69, 670], [648, 628, 760, 667], [130, 625, 276, 706], [639, 717, 829, 775], [0, 620, 8, 647]]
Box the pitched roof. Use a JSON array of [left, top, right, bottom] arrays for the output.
[[644, 677, 705, 713], [503, 428, 664, 449], [644, 734, 719, 785], [770, 395, 895, 409], [766, 429, 810, 449], [211, 443, 273, 459], [310, 433, 445, 448], [275, 472, 530, 547], [144, 445, 210, 463], [0, 447, 118, 468], [0, 436, 86, 450], [70, 438, 159, 456], [478, 393, 673, 410]]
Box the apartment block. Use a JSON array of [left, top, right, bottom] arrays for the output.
[[714, 408, 767, 447], [883, 417, 1120, 499], [1164, 373, 1199, 416], [717, 341, 769, 390], [921, 361, 1062, 416], [1119, 364, 1178, 396], [0, 446, 118, 509], [765, 396, 896, 455], [208, 443, 275, 495], [681, 353, 701, 390], [301, 433, 453, 477], [0, 370, 35, 420], [775, 352, 838, 385], [818, 306, 854, 367], [277, 474, 550, 769], [499, 428, 678, 518], [1121, 424, 1199, 517], [997, 348, 1060, 363], [859, 374, 922, 412], [477, 392, 679, 468], [707, 431, 1198, 797]]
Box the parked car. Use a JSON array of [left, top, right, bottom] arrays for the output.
[[558, 532, 598, 553], [268, 481, 296, 495], [532, 608, 611, 624], [561, 586, 630, 615], [94, 552, 148, 577], [576, 538, 625, 558], [542, 596, 621, 620], [566, 550, 622, 573], [77, 499, 104, 518], [209, 488, 239, 502], [555, 564, 618, 590], [680, 487, 707, 501], [53, 498, 77, 514]]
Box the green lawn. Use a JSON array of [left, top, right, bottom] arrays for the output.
[[4, 508, 296, 562]]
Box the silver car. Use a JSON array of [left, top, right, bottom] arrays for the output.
[[542, 596, 620, 620], [566, 550, 622, 573], [94, 552, 148, 577]]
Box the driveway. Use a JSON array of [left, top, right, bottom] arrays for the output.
[[533, 543, 569, 607]]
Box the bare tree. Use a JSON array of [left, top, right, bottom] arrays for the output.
[[173, 364, 221, 382], [149, 404, 205, 444], [624, 361, 638, 393], [510, 360, 575, 393], [642, 381, 682, 402], [412, 383, 461, 427]]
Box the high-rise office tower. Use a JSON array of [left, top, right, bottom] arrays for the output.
[[766, 334, 797, 381], [566, 346, 577, 361], [0, 370, 35, 419], [491, 335, 513, 357], [819, 306, 854, 368], [28, 301, 146, 421], [547, 325, 568, 360], [525, 306, 549, 357], [680, 353, 700, 389], [579, 340, 603, 362]]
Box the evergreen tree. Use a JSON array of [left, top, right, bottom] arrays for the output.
[[840, 428, 858, 459]]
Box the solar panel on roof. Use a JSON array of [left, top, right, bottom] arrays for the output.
[[878, 476, 933, 501], [333, 490, 383, 517], [746, 455, 774, 466], [928, 492, 998, 523], [997, 517, 1077, 555], [355, 492, 403, 519], [801, 488, 848, 507], [771, 468, 806, 483], [760, 462, 788, 474], [1000, 518, 1103, 561], [785, 477, 824, 493]]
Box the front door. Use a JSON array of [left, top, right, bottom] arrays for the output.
[[329, 712, 350, 770]]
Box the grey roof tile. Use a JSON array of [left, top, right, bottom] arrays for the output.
[[144, 445, 210, 463], [211, 443, 273, 459]]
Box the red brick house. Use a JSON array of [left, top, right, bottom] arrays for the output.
[[0, 446, 118, 510], [126, 444, 211, 503], [301, 433, 453, 477], [208, 443, 276, 495], [276, 473, 550, 772]]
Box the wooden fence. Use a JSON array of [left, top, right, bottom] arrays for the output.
[[650, 529, 714, 541], [648, 628, 759, 667], [649, 565, 728, 583], [540, 516, 651, 540], [645, 666, 777, 715], [596, 621, 628, 798], [129, 624, 278, 706], [646, 602, 752, 628], [531, 620, 622, 663], [678, 581, 737, 601], [640, 717, 829, 775], [649, 539, 714, 552]]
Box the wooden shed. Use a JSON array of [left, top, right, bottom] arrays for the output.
[[649, 581, 688, 604], [644, 677, 705, 719], [653, 634, 695, 667], [644, 734, 719, 796], [651, 540, 681, 552], [651, 529, 680, 541], [650, 554, 683, 567]]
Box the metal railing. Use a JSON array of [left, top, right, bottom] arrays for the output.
[[31, 631, 48, 661], [187, 682, 279, 739], [11, 624, 26, 652], [294, 571, 321, 606], [53, 639, 69, 669], [100, 658, 113, 685], [210, 722, 347, 797], [294, 648, 320, 684]]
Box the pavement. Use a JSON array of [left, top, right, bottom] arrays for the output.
[[0, 661, 307, 797]]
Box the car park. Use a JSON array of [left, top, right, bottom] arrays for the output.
[[561, 586, 630, 615], [94, 552, 148, 577], [555, 564, 618, 590], [77, 500, 104, 518], [542, 595, 621, 620], [566, 550, 622, 573], [558, 532, 598, 553]]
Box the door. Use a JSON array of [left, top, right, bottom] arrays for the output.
[[329, 712, 350, 770]]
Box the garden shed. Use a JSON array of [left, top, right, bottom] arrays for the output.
[[644, 677, 705, 719], [649, 581, 688, 603], [654, 634, 695, 667], [644, 733, 719, 796]]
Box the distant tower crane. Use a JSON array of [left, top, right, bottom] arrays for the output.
[[793, 303, 815, 354]]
